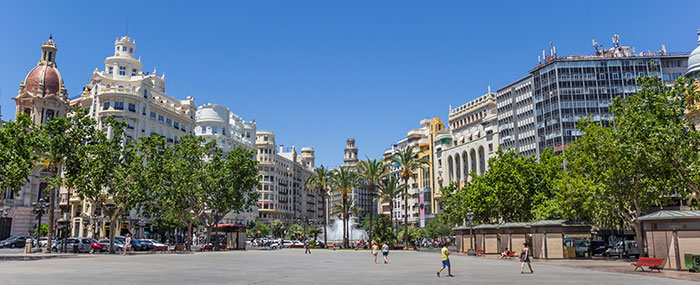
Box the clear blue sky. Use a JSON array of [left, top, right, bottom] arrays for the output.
[[1, 1, 698, 167]]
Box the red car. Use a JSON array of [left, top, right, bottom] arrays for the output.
[[84, 238, 108, 253]]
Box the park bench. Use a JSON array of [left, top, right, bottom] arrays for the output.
[[505, 250, 516, 259], [631, 257, 664, 272], [172, 244, 186, 253], [475, 249, 485, 256]]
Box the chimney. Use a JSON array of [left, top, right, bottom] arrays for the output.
[[279, 145, 284, 153]]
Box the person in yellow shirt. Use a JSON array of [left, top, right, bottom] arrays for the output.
[[437, 242, 454, 277]]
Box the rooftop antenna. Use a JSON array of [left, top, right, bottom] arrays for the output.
[[125, 19, 128, 36], [592, 38, 600, 54], [661, 43, 667, 55]]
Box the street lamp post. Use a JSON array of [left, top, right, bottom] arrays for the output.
[[31, 198, 48, 250], [467, 209, 474, 253]]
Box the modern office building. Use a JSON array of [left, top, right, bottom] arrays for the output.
[[194, 103, 257, 224], [438, 90, 499, 187], [255, 131, 321, 224], [3, 36, 68, 240], [496, 75, 538, 157], [68, 36, 197, 238], [531, 35, 688, 154]]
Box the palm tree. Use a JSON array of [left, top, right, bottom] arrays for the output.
[[388, 145, 428, 247], [330, 167, 358, 248], [377, 175, 405, 240], [304, 166, 330, 248], [332, 198, 363, 244], [357, 158, 387, 243]]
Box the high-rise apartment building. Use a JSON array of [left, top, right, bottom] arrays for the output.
[[531, 36, 688, 153], [255, 131, 321, 224], [496, 76, 538, 157]]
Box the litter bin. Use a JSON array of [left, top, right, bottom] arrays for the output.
[[24, 238, 33, 254], [685, 254, 700, 272]]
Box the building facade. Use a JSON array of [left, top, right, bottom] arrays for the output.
[[531, 36, 688, 154], [439, 90, 499, 187], [68, 36, 197, 238], [194, 103, 257, 224], [686, 30, 700, 130], [329, 139, 372, 222], [381, 119, 435, 227], [3, 36, 68, 240], [255, 131, 321, 224], [496, 75, 538, 157]]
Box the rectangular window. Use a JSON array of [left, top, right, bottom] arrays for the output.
[[158, 115, 164, 122], [142, 107, 146, 115], [122, 46, 127, 52], [212, 126, 217, 134], [128, 103, 136, 112], [108, 67, 114, 74], [143, 89, 148, 98], [131, 69, 137, 76], [119, 66, 126, 76], [173, 121, 179, 129], [181, 125, 186, 132], [103, 102, 110, 110], [150, 111, 156, 120], [114, 102, 124, 110], [166, 118, 172, 126]]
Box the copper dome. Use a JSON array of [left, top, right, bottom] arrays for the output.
[[23, 65, 63, 96]]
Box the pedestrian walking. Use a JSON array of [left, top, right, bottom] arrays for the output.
[[304, 239, 311, 254], [520, 242, 533, 274], [382, 242, 389, 264], [123, 234, 132, 256], [371, 241, 379, 264], [437, 243, 454, 277]]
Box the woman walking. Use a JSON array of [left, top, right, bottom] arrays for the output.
[[371, 241, 379, 264], [123, 234, 132, 256], [520, 242, 533, 274], [381, 242, 389, 264]]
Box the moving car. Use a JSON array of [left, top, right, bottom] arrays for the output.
[[0, 236, 30, 248]]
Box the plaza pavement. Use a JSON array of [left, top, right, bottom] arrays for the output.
[[0, 249, 697, 284]]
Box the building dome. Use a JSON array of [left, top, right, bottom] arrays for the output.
[[686, 29, 700, 78], [23, 65, 64, 96], [20, 36, 66, 98]]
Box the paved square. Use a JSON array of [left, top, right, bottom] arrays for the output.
[[0, 249, 695, 284]]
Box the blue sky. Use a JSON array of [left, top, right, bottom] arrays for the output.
[[1, 1, 698, 168]]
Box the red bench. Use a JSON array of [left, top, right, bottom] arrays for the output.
[[632, 257, 664, 272], [475, 249, 485, 256]]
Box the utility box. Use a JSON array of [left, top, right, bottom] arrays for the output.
[[684, 254, 700, 272]]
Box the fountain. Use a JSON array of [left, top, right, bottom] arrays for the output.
[[321, 217, 368, 242]]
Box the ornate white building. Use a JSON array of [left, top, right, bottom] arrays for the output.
[[68, 36, 196, 238], [255, 131, 321, 224], [437, 89, 499, 188], [194, 103, 257, 224], [3, 36, 68, 240]]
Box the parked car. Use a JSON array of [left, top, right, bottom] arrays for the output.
[[282, 240, 293, 248], [141, 239, 167, 251], [114, 236, 148, 251], [290, 241, 304, 248], [590, 240, 607, 256], [82, 238, 107, 253], [98, 239, 125, 251], [605, 240, 639, 258], [0, 236, 30, 248], [52, 238, 90, 253], [134, 238, 153, 251], [37, 237, 49, 248]]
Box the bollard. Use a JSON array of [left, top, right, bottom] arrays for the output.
[[25, 238, 33, 254]]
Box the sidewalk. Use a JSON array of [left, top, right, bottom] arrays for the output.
[[454, 252, 700, 282]]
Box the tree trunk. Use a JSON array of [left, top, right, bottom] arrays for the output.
[[45, 187, 55, 253], [632, 220, 644, 257], [186, 220, 193, 251], [390, 200, 395, 244], [205, 224, 213, 244], [108, 215, 118, 254], [403, 177, 409, 247], [342, 194, 348, 248], [322, 193, 328, 248], [368, 184, 374, 243]]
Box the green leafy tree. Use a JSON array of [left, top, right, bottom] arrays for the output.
[[369, 214, 396, 245], [425, 217, 454, 239], [199, 145, 260, 243], [357, 158, 387, 243], [330, 167, 359, 248], [286, 224, 304, 240], [304, 166, 331, 247], [308, 227, 322, 242], [270, 219, 285, 238], [248, 221, 270, 237], [0, 114, 38, 199], [387, 146, 428, 246]]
